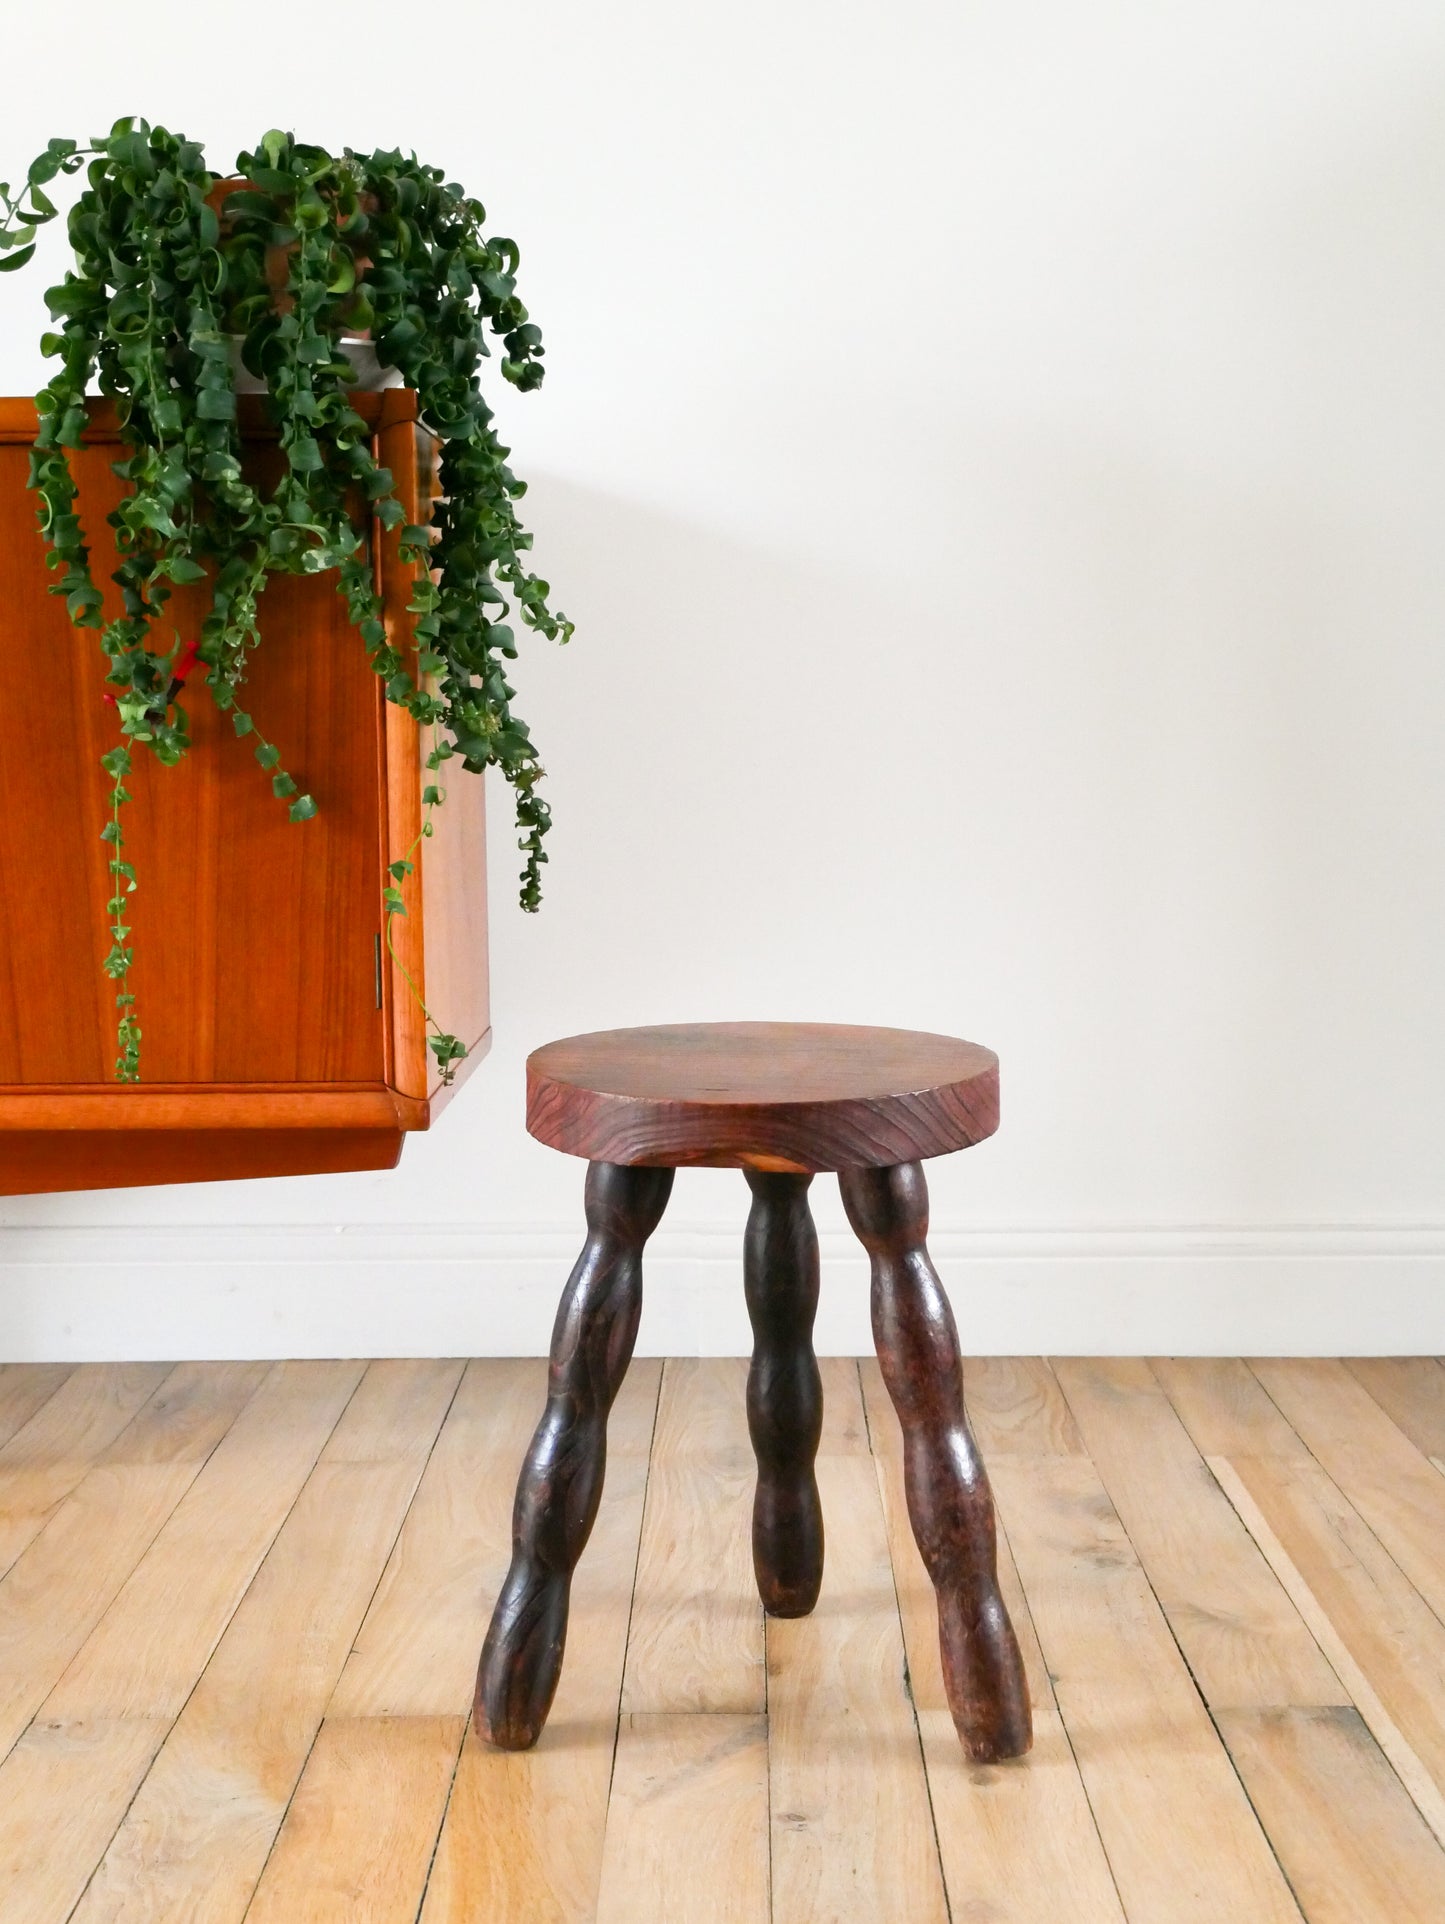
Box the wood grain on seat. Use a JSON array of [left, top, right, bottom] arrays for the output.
[[526, 1022, 999, 1172]]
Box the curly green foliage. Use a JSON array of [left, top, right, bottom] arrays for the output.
[[2, 118, 571, 1080]]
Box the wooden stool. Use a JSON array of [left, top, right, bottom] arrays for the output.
[[474, 1022, 1033, 1764]]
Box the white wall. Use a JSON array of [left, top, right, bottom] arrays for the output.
[[2, 0, 1444, 1358]]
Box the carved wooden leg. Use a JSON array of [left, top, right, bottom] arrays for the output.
[[475, 1159, 673, 1749], [743, 1169, 825, 1616], [839, 1159, 1032, 1762]]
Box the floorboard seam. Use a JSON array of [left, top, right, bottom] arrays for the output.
[[1207, 1452, 1445, 1851], [61, 1359, 369, 1924], [592, 1357, 666, 1911], [0, 1363, 77, 1453], [411, 1720, 470, 1924], [6, 1359, 277, 1779], [1242, 1360, 1445, 1638], [239, 1359, 469, 1922], [990, 1489, 1131, 1924], [1045, 1357, 1311, 1924], [0, 1361, 182, 1587], [859, 1357, 954, 1924], [1340, 1358, 1445, 1467], [762, 1373, 775, 1924], [411, 1360, 505, 1924]]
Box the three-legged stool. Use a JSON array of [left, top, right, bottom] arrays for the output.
[[474, 1022, 1032, 1763]]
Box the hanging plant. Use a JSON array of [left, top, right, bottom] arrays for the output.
[[0, 119, 571, 1082]]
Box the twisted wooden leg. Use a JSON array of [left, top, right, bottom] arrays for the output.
[[743, 1170, 825, 1615], [840, 1159, 1032, 1762], [475, 1159, 674, 1749]]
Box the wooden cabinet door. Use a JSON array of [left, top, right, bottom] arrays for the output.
[[0, 415, 389, 1087]]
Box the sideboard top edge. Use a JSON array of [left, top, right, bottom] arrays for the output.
[[0, 390, 420, 444]]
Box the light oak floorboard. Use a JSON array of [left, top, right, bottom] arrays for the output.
[[861, 1359, 1125, 1924], [0, 1361, 365, 1924], [651, 1353, 752, 1461], [0, 1719, 166, 1923], [594, 1713, 770, 1924], [623, 1358, 762, 1714], [419, 1362, 661, 1924], [254, 1364, 547, 1924], [1250, 1358, 1445, 1622], [0, 1363, 73, 1450], [245, 1715, 466, 1923], [0, 1362, 173, 1575], [1151, 1356, 1315, 1461], [0, 1361, 268, 1762], [45, 1361, 365, 1724], [964, 1354, 1087, 1457], [1215, 1707, 1445, 1924], [1052, 1356, 1342, 1709], [1343, 1357, 1445, 1461], [816, 1355, 870, 1455], [1209, 1454, 1445, 1849], [70, 1359, 461, 1924], [6, 1355, 1445, 1919], [990, 1453, 1305, 1923], [766, 1364, 949, 1924], [330, 1358, 548, 1720]]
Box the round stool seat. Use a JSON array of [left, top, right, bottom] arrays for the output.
[[526, 1021, 999, 1172]]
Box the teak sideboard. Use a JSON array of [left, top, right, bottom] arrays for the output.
[[0, 391, 489, 1196]]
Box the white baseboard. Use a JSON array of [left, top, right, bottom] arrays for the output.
[[0, 1222, 1440, 1360]]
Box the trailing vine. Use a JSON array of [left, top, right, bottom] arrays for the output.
[[0, 120, 571, 1081], [384, 748, 468, 1084], [99, 743, 140, 1080]]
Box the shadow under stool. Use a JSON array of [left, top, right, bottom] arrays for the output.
[[474, 1021, 1033, 1764]]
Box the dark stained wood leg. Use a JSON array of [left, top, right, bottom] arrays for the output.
[[475, 1159, 674, 1750], [743, 1169, 825, 1616], [839, 1159, 1032, 1762]]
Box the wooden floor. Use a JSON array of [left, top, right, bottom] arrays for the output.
[[0, 1355, 1443, 1921]]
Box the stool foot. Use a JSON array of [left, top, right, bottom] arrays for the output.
[[743, 1170, 825, 1616], [840, 1160, 1032, 1763], [475, 1160, 673, 1749]]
